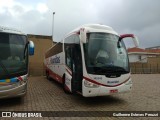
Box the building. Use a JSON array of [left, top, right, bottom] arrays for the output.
[[28, 34, 54, 76], [128, 47, 160, 63], [128, 47, 160, 74], [146, 46, 160, 50]]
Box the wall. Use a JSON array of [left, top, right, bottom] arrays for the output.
[[28, 34, 53, 76], [128, 54, 147, 63], [130, 56, 160, 74]]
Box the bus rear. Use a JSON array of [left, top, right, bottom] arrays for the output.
[[0, 26, 34, 99]]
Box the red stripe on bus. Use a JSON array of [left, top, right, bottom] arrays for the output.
[[17, 76, 23, 81], [66, 69, 72, 76], [46, 67, 63, 84], [120, 34, 134, 38], [65, 65, 72, 76], [83, 76, 131, 87]]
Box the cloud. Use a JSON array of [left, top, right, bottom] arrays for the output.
[[0, 0, 14, 8], [36, 3, 48, 14], [0, 0, 48, 34], [0, 0, 160, 47], [94, 0, 160, 47], [44, 0, 105, 41]]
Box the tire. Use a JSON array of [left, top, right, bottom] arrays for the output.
[[46, 71, 50, 80]]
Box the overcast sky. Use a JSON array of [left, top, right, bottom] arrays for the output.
[[0, 0, 160, 48]]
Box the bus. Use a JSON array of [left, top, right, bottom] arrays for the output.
[[44, 24, 138, 97], [0, 26, 34, 99]]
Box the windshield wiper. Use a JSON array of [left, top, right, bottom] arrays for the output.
[[96, 66, 128, 74], [107, 66, 129, 73], [0, 59, 9, 76], [95, 67, 114, 74], [111, 66, 127, 72]]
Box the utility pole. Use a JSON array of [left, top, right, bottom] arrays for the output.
[[52, 12, 55, 43]]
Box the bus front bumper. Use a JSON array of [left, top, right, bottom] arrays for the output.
[[82, 79, 132, 97], [0, 82, 27, 99]]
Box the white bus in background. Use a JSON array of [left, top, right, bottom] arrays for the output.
[[0, 26, 34, 99], [44, 24, 139, 97]]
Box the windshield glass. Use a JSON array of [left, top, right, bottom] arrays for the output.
[[0, 33, 28, 79], [83, 33, 129, 75]]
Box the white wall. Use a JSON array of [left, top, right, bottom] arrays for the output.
[[128, 54, 147, 63]]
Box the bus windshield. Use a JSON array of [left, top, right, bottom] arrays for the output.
[[0, 33, 28, 79], [83, 33, 129, 75]]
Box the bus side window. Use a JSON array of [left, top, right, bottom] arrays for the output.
[[64, 36, 75, 69], [66, 47, 72, 69]]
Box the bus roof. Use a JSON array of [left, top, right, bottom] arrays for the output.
[[66, 24, 118, 37], [0, 26, 26, 35]]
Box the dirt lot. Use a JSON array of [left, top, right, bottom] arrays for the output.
[[0, 74, 160, 120]]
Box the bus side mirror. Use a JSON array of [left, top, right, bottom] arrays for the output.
[[29, 40, 34, 56], [80, 28, 86, 43], [132, 36, 139, 47], [119, 34, 139, 47]]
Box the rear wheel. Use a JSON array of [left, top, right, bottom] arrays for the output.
[[46, 71, 50, 80]]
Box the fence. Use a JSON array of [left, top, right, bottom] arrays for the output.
[[130, 63, 160, 74]]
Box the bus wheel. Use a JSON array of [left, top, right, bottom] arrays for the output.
[[46, 71, 50, 80]]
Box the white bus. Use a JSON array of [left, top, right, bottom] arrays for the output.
[[0, 26, 34, 99], [44, 24, 138, 97]]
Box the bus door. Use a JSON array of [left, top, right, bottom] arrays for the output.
[[71, 44, 83, 93], [65, 46, 72, 92], [64, 35, 83, 94]]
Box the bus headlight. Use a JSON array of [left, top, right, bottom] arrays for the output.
[[125, 79, 132, 85], [84, 80, 99, 88], [19, 79, 26, 85], [18, 75, 27, 85]]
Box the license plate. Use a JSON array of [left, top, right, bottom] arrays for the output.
[[110, 89, 118, 93]]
